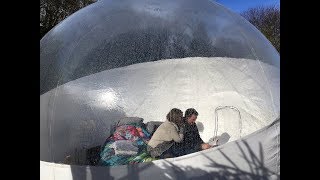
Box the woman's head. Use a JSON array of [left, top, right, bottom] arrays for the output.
[[166, 108, 183, 125]]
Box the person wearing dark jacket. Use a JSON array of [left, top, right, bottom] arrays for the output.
[[171, 108, 212, 156]]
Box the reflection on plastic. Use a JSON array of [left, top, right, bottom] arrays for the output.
[[97, 89, 119, 108]]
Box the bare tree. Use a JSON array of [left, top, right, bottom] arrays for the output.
[[40, 0, 96, 39], [241, 5, 280, 53]]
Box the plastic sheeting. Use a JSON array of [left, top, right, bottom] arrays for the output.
[[40, 57, 279, 163], [40, 0, 279, 94], [40, 118, 280, 180], [40, 0, 280, 178]]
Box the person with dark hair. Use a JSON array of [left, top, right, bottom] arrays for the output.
[[147, 108, 185, 158], [171, 108, 212, 157]]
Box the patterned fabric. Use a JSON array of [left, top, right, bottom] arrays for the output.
[[99, 123, 158, 166], [110, 140, 139, 156], [111, 125, 140, 141]]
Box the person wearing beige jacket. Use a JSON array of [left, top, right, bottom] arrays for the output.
[[147, 108, 185, 158]]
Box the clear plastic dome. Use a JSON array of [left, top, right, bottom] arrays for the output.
[[40, 0, 279, 165]]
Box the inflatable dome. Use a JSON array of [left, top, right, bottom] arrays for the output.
[[40, 0, 280, 179]]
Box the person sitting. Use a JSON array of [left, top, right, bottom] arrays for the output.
[[147, 108, 185, 158], [171, 108, 212, 157]]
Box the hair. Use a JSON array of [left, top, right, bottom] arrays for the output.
[[184, 108, 198, 118], [166, 108, 183, 125]]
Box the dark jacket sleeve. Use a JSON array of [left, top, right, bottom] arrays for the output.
[[195, 125, 204, 144], [191, 125, 204, 151]]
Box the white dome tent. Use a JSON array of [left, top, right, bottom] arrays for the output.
[[40, 0, 280, 179]]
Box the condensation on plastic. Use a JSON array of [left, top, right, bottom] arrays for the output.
[[40, 0, 279, 164], [40, 0, 279, 95]]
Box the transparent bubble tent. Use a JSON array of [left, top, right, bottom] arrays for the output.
[[40, 0, 280, 179]]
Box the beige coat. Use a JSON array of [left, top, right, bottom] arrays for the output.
[[147, 120, 184, 157]]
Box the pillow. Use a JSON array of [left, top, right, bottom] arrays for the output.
[[217, 132, 231, 146], [208, 132, 231, 146], [117, 117, 143, 126], [145, 121, 163, 135]]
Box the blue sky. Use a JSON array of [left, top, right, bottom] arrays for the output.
[[214, 0, 280, 13]]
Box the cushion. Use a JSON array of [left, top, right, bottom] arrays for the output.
[[117, 117, 144, 126], [145, 121, 163, 135]]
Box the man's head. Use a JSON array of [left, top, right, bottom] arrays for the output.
[[167, 108, 183, 125], [185, 108, 198, 125]]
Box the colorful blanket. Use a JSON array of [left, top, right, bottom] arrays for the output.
[[99, 124, 158, 166]]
